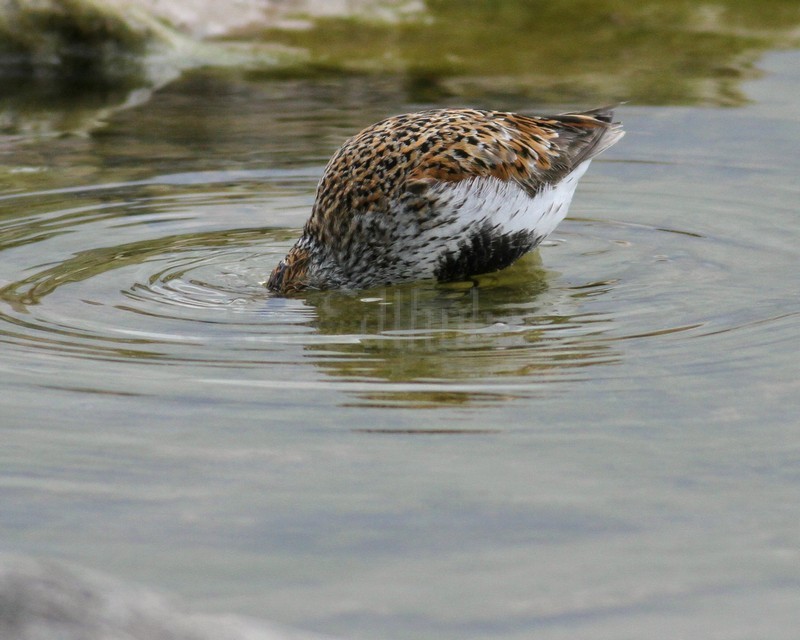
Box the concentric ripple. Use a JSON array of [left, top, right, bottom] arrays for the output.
[[1, 160, 797, 409]]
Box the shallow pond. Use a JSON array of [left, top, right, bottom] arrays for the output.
[[1, 45, 799, 639]]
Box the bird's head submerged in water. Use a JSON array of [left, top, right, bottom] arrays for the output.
[[266, 243, 312, 293]]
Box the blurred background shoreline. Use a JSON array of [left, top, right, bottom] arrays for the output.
[[3, 0, 800, 137]]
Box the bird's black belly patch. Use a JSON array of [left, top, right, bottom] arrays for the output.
[[434, 222, 542, 282]]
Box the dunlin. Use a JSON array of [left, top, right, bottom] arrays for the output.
[[268, 107, 623, 293]]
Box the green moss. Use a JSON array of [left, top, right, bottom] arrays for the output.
[[254, 0, 800, 105], [2, 0, 799, 103], [0, 0, 183, 86]]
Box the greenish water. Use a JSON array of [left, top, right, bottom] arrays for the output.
[[1, 20, 800, 640]]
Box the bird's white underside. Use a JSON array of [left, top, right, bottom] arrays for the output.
[[410, 160, 591, 273], [316, 160, 594, 287]]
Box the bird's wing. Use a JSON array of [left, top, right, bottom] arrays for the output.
[[405, 108, 623, 197]]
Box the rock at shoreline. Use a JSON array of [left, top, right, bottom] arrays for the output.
[[0, 555, 339, 640]]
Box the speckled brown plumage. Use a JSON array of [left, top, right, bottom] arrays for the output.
[[268, 107, 623, 293]]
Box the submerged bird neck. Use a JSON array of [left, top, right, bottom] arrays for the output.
[[266, 238, 315, 293]]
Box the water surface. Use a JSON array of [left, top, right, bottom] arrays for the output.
[[1, 48, 799, 640]]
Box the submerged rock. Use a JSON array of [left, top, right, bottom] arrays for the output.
[[0, 555, 338, 640], [0, 0, 304, 134], [0, 0, 176, 83], [0, 0, 419, 82]]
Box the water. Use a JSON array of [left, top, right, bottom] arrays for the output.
[[1, 51, 799, 639]]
